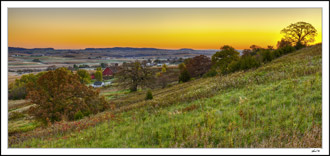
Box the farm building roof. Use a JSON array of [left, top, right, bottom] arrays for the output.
[[103, 67, 114, 76], [94, 81, 103, 85]]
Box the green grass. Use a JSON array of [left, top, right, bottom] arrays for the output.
[[9, 119, 41, 135], [101, 89, 131, 100], [13, 74, 321, 148], [9, 44, 322, 148]]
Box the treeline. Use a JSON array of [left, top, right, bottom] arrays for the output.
[[177, 43, 297, 83]]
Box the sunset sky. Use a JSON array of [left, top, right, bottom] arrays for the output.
[[8, 8, 322, 50]]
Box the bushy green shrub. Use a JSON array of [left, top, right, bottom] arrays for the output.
[[228, 55, 261, 73], [260, 50, 274, 63], [272, 45, 296, 60], [203, 69, 217, 77], [241, 55, 261, 70], [179, 68, 191, 83], [228, 61, 240, 73], [74, 110, 84, 120], [8, 85, 27, 100], [145, 90, 153, 100], [295, 41, 306, 50], [281, 45, 296, 54], [272, 49, 281, 58]]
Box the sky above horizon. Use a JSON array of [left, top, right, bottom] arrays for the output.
[[8, 8, 322, 50]]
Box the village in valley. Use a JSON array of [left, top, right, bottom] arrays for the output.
[[8, 51, 190, 89], [7, 46, 222, 92]]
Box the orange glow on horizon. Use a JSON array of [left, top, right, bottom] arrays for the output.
[[8, 8, 322, 50]]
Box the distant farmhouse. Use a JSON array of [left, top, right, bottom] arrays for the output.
[[103, 67, 114, 77], [91, 66, 118, 79]]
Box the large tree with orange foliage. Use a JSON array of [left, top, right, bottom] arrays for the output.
[[27, 67, 109, 124]]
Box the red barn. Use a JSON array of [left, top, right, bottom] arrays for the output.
[[103, 67, 114, 76]]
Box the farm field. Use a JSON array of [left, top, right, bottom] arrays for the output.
[[8, 55, 127, 72], [8, 44, 322, 148]]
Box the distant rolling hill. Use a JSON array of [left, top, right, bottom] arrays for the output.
[[8, 46, 248, 58], [8, 46, 220, 58]]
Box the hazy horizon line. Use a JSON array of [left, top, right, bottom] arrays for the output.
[[8, 46, 227, 51]]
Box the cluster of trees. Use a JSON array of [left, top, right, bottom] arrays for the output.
[[71, 64, 91, 70], [72, 63, 111, 71], [15, 69, 42, 74], [177, 45, 240, 82], [77, 64, 90, 68], [227, 44, 296, 73], [176, 21, 317, 82], [26, 68, 109, 124], [177, 43, 297, 81]]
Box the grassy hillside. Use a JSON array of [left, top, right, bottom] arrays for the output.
[[9, 44, 322, 148]]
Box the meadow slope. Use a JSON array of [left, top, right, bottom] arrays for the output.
[[9, 44, 322, 148]]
